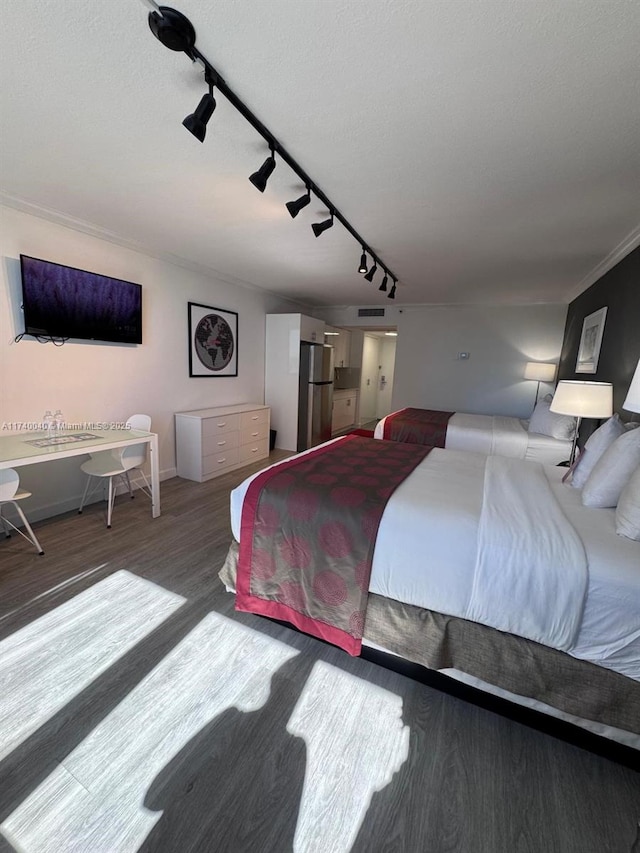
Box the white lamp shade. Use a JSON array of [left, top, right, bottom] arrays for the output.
[[623, 359, 640, 413], [550, 380, 613, 418], [524, 362, 557, 382]]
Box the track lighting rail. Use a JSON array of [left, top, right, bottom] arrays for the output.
[[147, 5, 399, 296]]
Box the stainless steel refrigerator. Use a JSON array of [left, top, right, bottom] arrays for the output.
[[298, 343, 334, 451]]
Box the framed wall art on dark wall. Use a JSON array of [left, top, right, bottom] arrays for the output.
[[188, 302, 238, 377], [575, 306, 607, 374]]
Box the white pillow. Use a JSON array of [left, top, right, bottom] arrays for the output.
[[528, 398, 577, 440], [616, 464, 640, 540], [571, 414, 626, 489], [581, 428, 640, 508]]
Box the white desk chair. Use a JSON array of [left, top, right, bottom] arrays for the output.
[[0, 468, 44, 554], [78, 414, 153, 528]]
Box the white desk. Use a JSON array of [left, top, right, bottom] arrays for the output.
[[0, 429, 161, 518]]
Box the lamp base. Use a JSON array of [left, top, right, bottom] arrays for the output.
[[568, 416, 582, 467]]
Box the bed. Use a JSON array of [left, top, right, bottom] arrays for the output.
[[220, 435, 640, 753], [373, 407, 574, 465]]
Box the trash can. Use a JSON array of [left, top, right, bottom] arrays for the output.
[[269, 429, 277, 451]]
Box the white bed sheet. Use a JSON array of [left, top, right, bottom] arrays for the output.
[[230, 442, 640, 681], [374, 410, 572, 465]]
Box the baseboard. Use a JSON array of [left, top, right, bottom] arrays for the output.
[[20, 468, 177, 524]]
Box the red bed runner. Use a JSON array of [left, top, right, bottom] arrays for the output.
[[236, 435, 432, 655], [382, 407, 455, 446]]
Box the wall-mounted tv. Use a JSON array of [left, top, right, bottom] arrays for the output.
[[20, 255, 142, 344]]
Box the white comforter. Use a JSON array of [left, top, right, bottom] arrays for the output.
[[374, 411, 571, 465], [467, 456, 586, 650], [447, 413, 528, 456], [230, 444, 640, 680]]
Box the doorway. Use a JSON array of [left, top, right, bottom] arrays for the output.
[[359, 330, 397, 426]]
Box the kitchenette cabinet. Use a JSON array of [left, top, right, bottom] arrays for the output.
[[300, 314, 326, 343], [325, 325, 351, 367], [265, 313, 327, 451], [332, 388, 358, 434]]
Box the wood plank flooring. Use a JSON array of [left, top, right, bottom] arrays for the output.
[[0, 455, 638, 853]]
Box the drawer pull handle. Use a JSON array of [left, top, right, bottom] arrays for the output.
[[252, 416, 258, 420], [217, 458, 227, 464], [217, 441, 226, 446], [251, 448, 258, 453], [251, 432, 258, 437], [217, 421, 227, 427]]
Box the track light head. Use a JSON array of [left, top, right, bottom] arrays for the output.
[[249, 151, 277, 192], [182, 91, 216, 142], [312, 213, 334, 237], [148, 6, 197, 55], [358, 251, 368, 274], [378, 273, 388, 292], [388, 279, 397, 299], [286, 189, 311, 218], [364, 262, 377, 282]]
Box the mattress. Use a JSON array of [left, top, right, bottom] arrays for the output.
[[374, 410, 572, 465], [230, 444, 640, 681]]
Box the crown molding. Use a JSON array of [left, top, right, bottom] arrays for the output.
[[565, 221, 640, 303], [0, 191, 309, 309]]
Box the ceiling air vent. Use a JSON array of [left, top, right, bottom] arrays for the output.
[[357, 308, 385, 317]]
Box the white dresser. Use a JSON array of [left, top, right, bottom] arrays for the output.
[[175, 403, 271, 482]]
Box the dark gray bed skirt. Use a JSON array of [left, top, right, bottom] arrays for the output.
[[219, 541, 640, 738]]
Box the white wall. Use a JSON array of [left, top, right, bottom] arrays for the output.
[[0, 204, 303, 521], [315, 303, 567, 418]]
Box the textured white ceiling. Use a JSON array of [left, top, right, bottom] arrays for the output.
[[1, 0, 639, 307]]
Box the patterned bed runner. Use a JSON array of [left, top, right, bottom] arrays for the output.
[[383, 408, 454, 445], [236, 435, 432, 655]]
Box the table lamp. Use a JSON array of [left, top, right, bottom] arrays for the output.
[[524, 362, 557, 405], [550, 380, 613, 465], [623, 359, 640, 413]]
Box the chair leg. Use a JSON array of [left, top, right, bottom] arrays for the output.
[[107, 477, 115, 528], [139, 469, 153, 501], [79, 475, 93, 514], [10, 501, 44, 555], [125, 470, 134, 499], [0, 507, 10, 539]]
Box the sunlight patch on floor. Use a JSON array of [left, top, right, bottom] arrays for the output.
[[3, 611, 299, 852], [0, 564, 109, 625], [0, 570, 184, 761], [289, 660, 410, 852]]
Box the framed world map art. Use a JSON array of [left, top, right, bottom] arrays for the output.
[[188, 302, 238, 377]]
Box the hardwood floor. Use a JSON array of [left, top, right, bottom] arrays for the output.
[[0, 456, 638, 853]]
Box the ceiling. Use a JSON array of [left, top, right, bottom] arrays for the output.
[[2, 0, 639, 308]]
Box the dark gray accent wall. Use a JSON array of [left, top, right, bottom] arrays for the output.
[[558, 246, 640, 424]]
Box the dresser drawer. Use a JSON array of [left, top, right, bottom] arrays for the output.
[[202, 430, 240, 456], [240, 422, 269, 445], [202, 413, 240, 437], [202, 446, 239, 475], [239, 409, 269, 431], [238, 437, 269, 465]]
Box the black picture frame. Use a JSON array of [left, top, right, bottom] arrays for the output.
[[575, 306, 607, 374], [188, 302, 238, 377]]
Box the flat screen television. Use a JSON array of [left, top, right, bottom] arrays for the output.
[[20, 255, 142, 344]]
